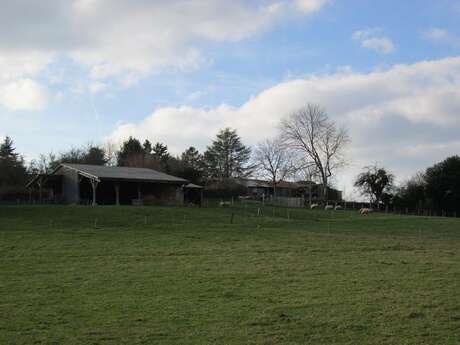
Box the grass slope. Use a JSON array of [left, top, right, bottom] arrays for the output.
[[1, 205, 459, 344]]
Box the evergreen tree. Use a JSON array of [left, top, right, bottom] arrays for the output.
[[0, 136, 27, 187], [181, 146, 203, 170], [152, 142, 170, 163], [117, 137, 145, 166], [425, 155, 460, 213], [179, 147, 205, 184], [203, 128, 252, 179], [143, 140, 153, 154], [83, 146, 108, 165], [0, 136, 18, 160]]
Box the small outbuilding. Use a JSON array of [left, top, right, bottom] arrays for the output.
[[27, 163, 202, 206]]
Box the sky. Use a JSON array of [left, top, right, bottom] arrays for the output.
[[1, 0, 460, 199]]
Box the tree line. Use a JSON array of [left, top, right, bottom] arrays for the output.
[[0, 104, 349, 203], [354, 157, 460, 215], [1, 103, 459, 214]]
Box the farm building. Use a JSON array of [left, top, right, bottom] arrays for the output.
[[26, 163, 202, 206], [203, 178, 342, 205], [233, 178, 342, 202]]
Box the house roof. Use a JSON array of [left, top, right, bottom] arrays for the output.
[[59, 164, 188, 183], [235, 178, 272, 188], [235, 178, 303, 189]]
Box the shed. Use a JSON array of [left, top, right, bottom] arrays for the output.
[[27, 163, 195, 206]]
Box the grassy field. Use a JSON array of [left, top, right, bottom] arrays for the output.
[[1, 205, 460, 344]]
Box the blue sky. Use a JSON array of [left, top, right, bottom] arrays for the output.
[[1, 0, 460, 197]]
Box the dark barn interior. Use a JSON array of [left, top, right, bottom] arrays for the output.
[[79, 179, 182, 205]]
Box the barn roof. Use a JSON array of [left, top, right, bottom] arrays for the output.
[[235, 178, 272, 188], [60, 163, 188, 183], [185, 183, 203, 189]]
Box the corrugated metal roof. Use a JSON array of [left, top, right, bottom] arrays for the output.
[[61, 163, 188, 183]]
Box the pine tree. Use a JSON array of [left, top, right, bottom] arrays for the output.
[[143, 140, 153, 154], [181, 146, 203, 170], [117, 137, 145, 166], [179, 147, 205, 184], [0, 136, 18, 161], [152, 142, 170, 163], [0, 136, 27, 187], [83, 147, 108, 165], [204, 128, 252, 179]]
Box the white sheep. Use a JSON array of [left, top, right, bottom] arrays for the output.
[[324, 205, 334, 211], [359, 208, 373, 215]]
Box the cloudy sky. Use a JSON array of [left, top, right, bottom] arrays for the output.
[[2, 0, 460, 197]]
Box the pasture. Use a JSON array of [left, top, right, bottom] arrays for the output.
[[1, 205, 460, 344]]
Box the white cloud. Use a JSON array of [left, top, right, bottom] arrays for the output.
[[0, 79, 48, 111], [0, 0, 329, 97], [89, 81, 108, 94], [425, 28, 460, 49], [0, 51, 51, 111], [295, 0, 331, 13], [108, 56, 460, 194], [400, 140, 460, 158], [352, 28, 395, 54], [0, 52, 54, 81]]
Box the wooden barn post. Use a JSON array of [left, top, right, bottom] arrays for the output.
[[90, 179, 99, 206], [114, 184, 120, 205], [137, 183, 142, 201]]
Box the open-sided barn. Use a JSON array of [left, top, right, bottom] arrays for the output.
[[27, 163, 202, 206]]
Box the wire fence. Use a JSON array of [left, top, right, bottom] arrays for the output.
[[202, 197, 460, 219]]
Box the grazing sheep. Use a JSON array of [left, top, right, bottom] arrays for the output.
[[324, 205, 334, 211], [360, 208, 373, 215], [334, 205, 343, 210], [219, 201, 231, 207], [310, 204, 319, 209]]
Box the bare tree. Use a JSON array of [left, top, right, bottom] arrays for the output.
[[281, 104, 349, 203], [28, 152, 58, 174], [103, 141, 118, 166], [253, 137, 297, 196]]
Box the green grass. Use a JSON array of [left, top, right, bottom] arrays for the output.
[[1, 205, 460, 344]]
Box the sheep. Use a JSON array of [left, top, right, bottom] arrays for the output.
[[359, 208, 373, 215], [334, 205, 343, 210], [219, 201, 231, 207], [324, 205, 334, 211], [310, 203, 319, 209]]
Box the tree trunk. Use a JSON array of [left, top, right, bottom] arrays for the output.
[[321, 175, 328, 205]]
